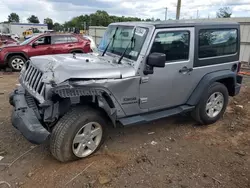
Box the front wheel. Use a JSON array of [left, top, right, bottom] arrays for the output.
[[192, 82, 229, 125], [50, 106, 107, 162], [8, 55, 26, 71]]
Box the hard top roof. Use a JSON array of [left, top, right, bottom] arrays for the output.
[[111, 20, 240, 28]]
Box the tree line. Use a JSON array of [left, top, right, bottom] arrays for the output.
[[6, 10, 157, 31], [6, 7, 232, 31]]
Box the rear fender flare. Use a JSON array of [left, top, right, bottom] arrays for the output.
[[187, 70, 236, 106], [69, 49, 84, 53]]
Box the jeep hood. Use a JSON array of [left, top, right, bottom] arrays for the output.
[[30, 53, 136, 84]]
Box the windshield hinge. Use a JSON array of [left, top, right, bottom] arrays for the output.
[[140, 98, 148, 104], [140, 77, 149, 84]]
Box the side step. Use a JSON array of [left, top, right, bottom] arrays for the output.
[[118, 105, 194, 126]]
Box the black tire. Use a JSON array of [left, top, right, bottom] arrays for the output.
[[8, 55, 26, 71], [50, 106, 107, 162], [192, 82, 229, 125]]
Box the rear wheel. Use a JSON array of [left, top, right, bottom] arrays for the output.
[[192, 82, 229, 125], [8, 55, 26, 71], [50, 106, 107, 162]]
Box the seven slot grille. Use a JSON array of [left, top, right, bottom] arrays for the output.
[[22, 62, 45, 97]]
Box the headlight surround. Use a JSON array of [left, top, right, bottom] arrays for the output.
[[20, 61, 28, 74]]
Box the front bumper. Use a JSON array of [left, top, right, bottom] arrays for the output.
[[9, 86, 50, 144]]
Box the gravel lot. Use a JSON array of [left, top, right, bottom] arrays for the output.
[[0, 72, 249, 188]]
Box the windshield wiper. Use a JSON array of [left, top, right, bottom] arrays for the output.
[[102, 27, 118, 56], [117, 27, 136, 64]]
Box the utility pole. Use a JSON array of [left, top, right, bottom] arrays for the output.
[[176, 0, 181, 20], [197, 10, 199, 19], [165, 7, 168, 20]]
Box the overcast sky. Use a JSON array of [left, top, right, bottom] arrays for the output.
[[0, 0, 249, 23]]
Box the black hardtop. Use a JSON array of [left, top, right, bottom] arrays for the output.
[[112, 20, 240, 29]]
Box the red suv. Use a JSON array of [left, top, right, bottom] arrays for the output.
[[0, 33, 92, 71]]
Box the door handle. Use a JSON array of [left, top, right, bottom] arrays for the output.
[[179, 66, 193, 73], [68, 44, 73, 47]]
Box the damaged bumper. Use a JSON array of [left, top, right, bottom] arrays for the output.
[[9, 86, 50, 144]]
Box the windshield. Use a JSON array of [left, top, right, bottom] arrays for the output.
[[98, 25, 148, 61], [20, 35, 40, 45]]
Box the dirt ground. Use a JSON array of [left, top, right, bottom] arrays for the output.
[[0, 72, 249, 188]]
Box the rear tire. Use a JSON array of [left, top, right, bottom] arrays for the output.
[[192, 82, 229, 125], [8, 55, 26, 71], [50, 106, 107, 162]]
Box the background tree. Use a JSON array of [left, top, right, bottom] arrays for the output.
[[27, 15, 40, 23], [216, 7, 232, 18], [8, 13, 20, 23], [53, 22, 63, 31], [63, 10, 147, 30], [44, 18, 53, 29]]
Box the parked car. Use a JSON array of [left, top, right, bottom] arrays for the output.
[[0, 33, 92, 71], [11, 34, 20, 40], [0, 34, 19, 47], [9, 21, 242, 162]]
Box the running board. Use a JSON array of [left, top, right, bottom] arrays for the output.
[[118, 105, 194, 126]]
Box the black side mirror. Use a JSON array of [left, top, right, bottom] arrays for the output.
[[144, 52, 166, 75], [32, 42, 38, 48], [147, 52, 166, 67]]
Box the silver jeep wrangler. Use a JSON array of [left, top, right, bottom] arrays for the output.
[[9, 21, 243, 162]]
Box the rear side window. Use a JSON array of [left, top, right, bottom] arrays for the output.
[[52, 36, 68, 44], [150, 31, 190, 62], [52, 36, 79, 44], [69, 36, 78, 42], [199, 29, 238, 58]]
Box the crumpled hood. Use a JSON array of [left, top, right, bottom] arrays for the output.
[[30, 53, 136, 84]]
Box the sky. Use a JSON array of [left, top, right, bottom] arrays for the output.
[[0, 0, 249, 23]]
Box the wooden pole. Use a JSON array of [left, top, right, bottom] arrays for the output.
[[176, 0, 181, 20]]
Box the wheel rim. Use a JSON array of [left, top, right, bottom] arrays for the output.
[[72, 122, 103, 158], [206, 92, 224, 118], [11, 58, 24, 70]]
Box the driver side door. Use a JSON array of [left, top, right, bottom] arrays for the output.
[[139, 28, 195, 110], [28, 36, 53, 57]]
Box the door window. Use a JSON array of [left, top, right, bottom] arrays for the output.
[[150, 31, 190, 62], [35, 36, 51, 45]]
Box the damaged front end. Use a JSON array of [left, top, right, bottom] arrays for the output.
[[51, 78, 124, 125], [10, 60, 126, 144]]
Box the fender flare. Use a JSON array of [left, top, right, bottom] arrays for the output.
[[69, 49, 84, 53], [4, 52, 29, 63], [187, 70, 236, 106]]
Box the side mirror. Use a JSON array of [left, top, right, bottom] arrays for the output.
[[32, 42, 38, 48], [147, 52, 166, 68]]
